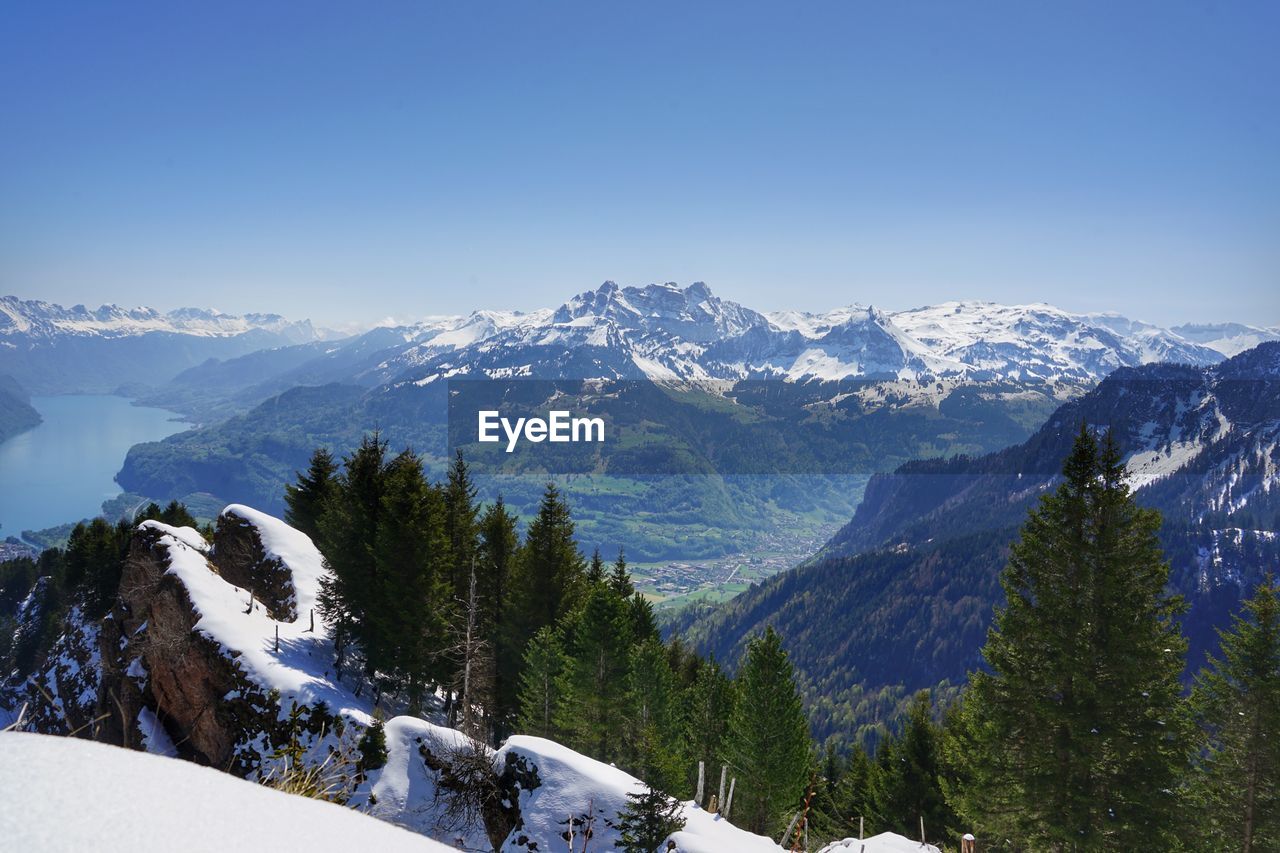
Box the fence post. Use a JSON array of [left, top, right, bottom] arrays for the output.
[[696, 761, 705, 807]]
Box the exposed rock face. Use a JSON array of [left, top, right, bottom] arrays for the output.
[[116, 524, 245, 766], [211, 512, 298, 621], [16, 521, 320, 776]]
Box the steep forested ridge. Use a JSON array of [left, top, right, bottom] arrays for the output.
[[676, 343, 1280, 745], [0, 374, 40, 444]]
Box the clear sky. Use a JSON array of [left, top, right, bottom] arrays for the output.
[[2, 1, 1276, 329]]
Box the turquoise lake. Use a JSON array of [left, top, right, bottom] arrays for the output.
[[0, 395, 187, 539]]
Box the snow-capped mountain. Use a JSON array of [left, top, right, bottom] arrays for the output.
[[395, 281, 1226, 392], [1171, 321, 1280, 358], [4, 281, 1250, 403], [0, 296, 323, 342], [0, 296, 334, 394]]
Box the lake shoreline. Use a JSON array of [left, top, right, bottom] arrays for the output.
[[0, 394, 188, 546]]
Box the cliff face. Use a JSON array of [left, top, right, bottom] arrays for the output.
[[17, 521, 302, 773]]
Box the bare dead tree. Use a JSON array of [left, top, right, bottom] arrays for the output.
[[450, 558, 495, 744]]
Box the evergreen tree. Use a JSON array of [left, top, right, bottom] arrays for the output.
[[372, 450, 451, 708], [613, 783, 686, 853], [867, 691, 956, 842], [628, 592, 659, 644], [726, 626, 811, 837], [442, 450, 479, 603], [558, 583, 633, 761], [585, 546, 605, 586], [285, 447, 338, 541], [811, 745, 874, 842], [478, 495, 520, 733], [65, 517, 130, 617], [315, 432, 389, 677], [516, 626, 570, 739], [505, 483, 585, 690], [625, 637, 682, 792], [681, 655, 734, 803], [952, 426, 1193, 849], [609, 547, 633, 598], [1191, 575, 1280, 852]]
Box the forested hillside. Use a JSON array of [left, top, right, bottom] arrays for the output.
[[675, 343, 1280, 746]]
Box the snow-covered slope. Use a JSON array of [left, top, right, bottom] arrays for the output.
[[493, 735, 785, 853], [817, 833, 942, 853], [0, 733, 450, 853], [13, 504, 785, 851]]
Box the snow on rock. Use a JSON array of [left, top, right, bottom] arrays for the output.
[[354, 716, 496, 850], [817, 832, 942, 852], [1125, 440, 1204, 490], [0, 732, 451, 853], [496, 735, 785, 853], [138, 516, 371, 725]]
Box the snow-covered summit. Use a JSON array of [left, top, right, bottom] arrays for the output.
[[0, 295, 323, 342], [394, 281, 1227, 390]]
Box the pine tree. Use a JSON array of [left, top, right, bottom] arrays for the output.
[[952, 426, 1193, 849], [315, 432, 388, 678], [609, 547, 633, 598], [372, 450, 451, 709], [478, 495, 520, 734], [505, 483, 585, 692], [613, 783, 686, 853], [516, 626, 570, 739], [866, 691, 956, 842], [681, 655, 734, 804], [442, 450, 479, 602], [726, 626, 811, 837], [1191, 574, 1280, 852], [285, 447, 338, 541], [810, 745, 873, 841], [558, 583, 633, 762], [588, 547, 605, 585], [625, 637, 682, 792]]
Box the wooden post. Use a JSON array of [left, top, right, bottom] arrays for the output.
[[781, 811, 802, 847], [724, 777, 736, 820], [245, 590, 254, 614], [718, 766, 727, 810], [859, 816, 864, 840], [309, 608, 314, 632], [696, 761, 705, 807], [274, 624, 279, 653], [920, 815, 926, 844]]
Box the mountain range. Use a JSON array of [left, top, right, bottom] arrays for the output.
[[0, 296, 329, 395], [0, 281, 1252, 563], [143, 282, 1275, 415], [8, 283, 1275, 407]]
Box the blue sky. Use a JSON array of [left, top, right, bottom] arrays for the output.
[[2, 1, 1276, 328]]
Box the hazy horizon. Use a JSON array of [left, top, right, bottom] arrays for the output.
[[4, 2, 1277, 328]]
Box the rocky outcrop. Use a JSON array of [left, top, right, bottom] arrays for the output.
[[210, 511, 298, 621]]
